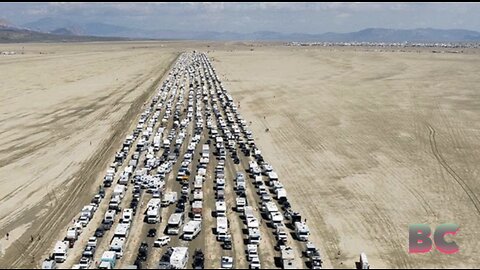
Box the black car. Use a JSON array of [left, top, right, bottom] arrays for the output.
[[138, 242, 149, 261], [94, 227, 104, 237], [148, 228, 157, 237], [193, 249, 204, 269]]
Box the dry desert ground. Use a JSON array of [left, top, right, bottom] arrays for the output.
[[210, 46, 480, 268], [0, 42, 479, 269]]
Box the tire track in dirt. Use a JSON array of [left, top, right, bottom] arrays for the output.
[[1, 54, 179, 268], [426, 123, 480, 216]]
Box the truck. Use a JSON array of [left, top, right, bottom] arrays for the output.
[[182, 220, 202, 240]]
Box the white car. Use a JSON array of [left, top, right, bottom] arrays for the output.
[[250, 257, 261, 269], [78, 257, 91, 269], [154, 236, 171, 247], [221, 256, 234, 269]]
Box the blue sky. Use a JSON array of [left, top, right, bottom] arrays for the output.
[[1, 2, 480, 33]]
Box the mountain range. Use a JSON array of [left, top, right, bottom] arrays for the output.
[[2, 17, 480, 43]]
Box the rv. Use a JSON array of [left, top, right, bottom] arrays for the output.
[[99, 251, 116, 269], [281, 246, 296, 269], [236, 197, 246, 212], [294, 221, 310, 241], [113, 185, 126, 199], [122, 208, 133, 223], [162, 192, 178, 207], [182, 220, 202, 240], [114, 223, 130, 238], [170, 247, 189, 269], [215, 201, 226, 217], [202, 144, 210, 158], [248, 228, 261, 245], [109, 237, 125, 258], [167, 213, 184, 235], [276, 188, 287, 201], [360, 253, 370, 269], [147, 198, 161, 224], [52, 241, 69, 263], [216, 216, 229, 241]]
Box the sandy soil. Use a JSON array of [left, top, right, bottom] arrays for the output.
[[210, 46, 480, 268], [2, 41, 480, 269], [0, 42, 179, 267]]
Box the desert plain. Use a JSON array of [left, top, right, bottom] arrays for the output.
[[0, 41, 480, 268]]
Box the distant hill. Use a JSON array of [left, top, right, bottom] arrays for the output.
[[17, 17, 480, 42], [0, 25, 129, 43]]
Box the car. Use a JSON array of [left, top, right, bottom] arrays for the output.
[[193, 249, 204, 269], [94, 227, 104, 237], [223, 236, 232, 250], [148, 228, 157, 237], [221, 256, 234, 269], [78, 257, 91, 269], [250, 257, 261, 269], [154, 236, 171, 247], [82, 245, 95, 258], [261, 193, 272, 202], [138, 242, 149, 261]]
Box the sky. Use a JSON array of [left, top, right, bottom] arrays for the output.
[[1, 2, 480, 34]]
